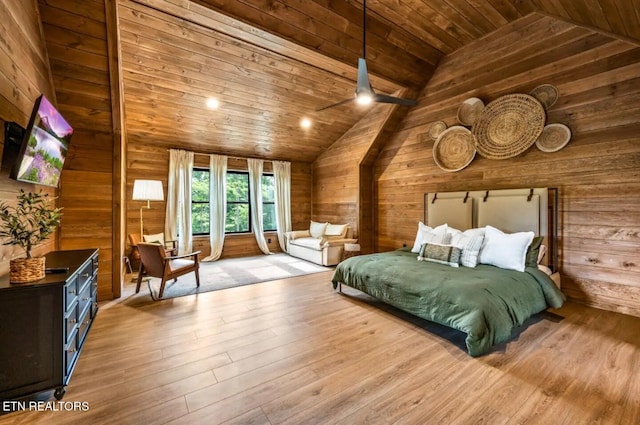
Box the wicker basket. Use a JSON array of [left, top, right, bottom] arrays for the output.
[[428, 121, 447, 140], [457, 97, 484, 126], [529, 84, 558, 109], [432, 126, 476, 172], [472, 93, 545, 160], [10, 257, 46, 283]]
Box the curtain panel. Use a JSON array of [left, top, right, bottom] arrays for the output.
[[165, 149, 194, 255], [273, 160, 292, 251], [202, 154, 227, 261], [247, 158, 271, 254]]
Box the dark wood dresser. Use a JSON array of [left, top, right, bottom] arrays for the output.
[[0, 249, 99, 401]]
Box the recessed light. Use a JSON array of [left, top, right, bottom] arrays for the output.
[[300, 117, 312, 129], [206, 97, 220, 109]]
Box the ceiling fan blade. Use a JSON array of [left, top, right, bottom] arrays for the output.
[[374, 93, 418, 106], [356, 58, 373, 94], [316, 97, 354, 111]]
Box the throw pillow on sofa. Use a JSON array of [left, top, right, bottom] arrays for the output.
[[309, 221, 328, 238]]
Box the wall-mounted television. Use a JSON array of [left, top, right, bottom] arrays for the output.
[[10, 95, 73, 187]]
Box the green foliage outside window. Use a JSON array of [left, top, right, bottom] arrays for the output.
[[191, 169, 276, 235]]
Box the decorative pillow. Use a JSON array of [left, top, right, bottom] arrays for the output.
[[417, 243, 461, 268], [537, 245, 547, 264], [525, 236, 544, 268], [478, 225, 534, 272], [309, 221, 328, 238], [454, 233, 485, 268], [143, 232, 165, 245], [325, 223, 348, 237], [411, 222, 449, 253]]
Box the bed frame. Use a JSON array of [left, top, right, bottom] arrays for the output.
[[423, 187, 559, 273]]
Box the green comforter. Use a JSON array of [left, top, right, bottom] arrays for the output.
[[331, 249, 566, 357]]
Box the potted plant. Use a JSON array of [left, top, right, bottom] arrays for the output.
[[0, 189, 62, 283]]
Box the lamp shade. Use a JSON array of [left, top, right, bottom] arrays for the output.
[[132, 180, 164, 201]]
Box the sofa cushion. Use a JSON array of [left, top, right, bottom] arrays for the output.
[[290, 237, 323, 251], [310, 221, 328, 238]]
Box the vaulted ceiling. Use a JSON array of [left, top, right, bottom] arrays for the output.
[[119, 0, 640, 162]]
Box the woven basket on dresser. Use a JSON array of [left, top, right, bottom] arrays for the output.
[[10, 257, 46, 283]]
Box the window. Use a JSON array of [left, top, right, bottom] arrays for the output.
[[191, 169, 276, 235], [262, 175, 276, 232], [192, 169, 210, 235], [226, 172, 249, 233]]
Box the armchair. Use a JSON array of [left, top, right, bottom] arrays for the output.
[[136, 242, 201, 299], [128, 233, 178, 266]]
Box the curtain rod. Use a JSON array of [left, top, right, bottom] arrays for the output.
[[166, 148, 279, 163]]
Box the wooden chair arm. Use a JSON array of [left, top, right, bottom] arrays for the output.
[[165, 251, 201, 261]]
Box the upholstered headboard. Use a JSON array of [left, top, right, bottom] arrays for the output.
[[425, 188, 558, 271]]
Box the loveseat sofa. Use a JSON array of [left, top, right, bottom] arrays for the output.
[[285, 221, 357, 266]]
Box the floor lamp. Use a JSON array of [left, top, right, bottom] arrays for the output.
[[131, 180, 164, 282], [132, 179, 164, 238]]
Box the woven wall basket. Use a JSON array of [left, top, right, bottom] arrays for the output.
[[457, 97, 484, 126], [536, 123, 571, 152], [432, 126, 476, 172], [472, 94, 546, 160], [530, 84, 558, 109], [428, 121, 447, 140], [10, 257, 46, 283]]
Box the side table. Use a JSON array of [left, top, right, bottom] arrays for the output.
[[342, 243, 361, 261]]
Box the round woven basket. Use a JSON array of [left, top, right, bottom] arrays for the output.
[[457, 97, 485, 126], [428, 121, 447, 140], [472, 94, 546, 160], [432, 126, 476, 172], [529, 84, 558, 109], [536, 123, 571, 152], [10, 257, 46, 283]]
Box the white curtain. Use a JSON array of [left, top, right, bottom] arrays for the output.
[[273, 160, 292, 251], [247, 158, 271, 254], [165, 149, 194, 255], [202, 154, 227, 261]]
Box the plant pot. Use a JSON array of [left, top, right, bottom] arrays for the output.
[[10, 257, 46, 283]]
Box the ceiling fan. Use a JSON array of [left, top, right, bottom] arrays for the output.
[[317, 0, 418, 111]]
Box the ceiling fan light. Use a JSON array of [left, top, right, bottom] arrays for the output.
[[356, 93, 373, 106]]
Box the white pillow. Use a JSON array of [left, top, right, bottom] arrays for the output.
[[143, 232, 165, 245], [453, 232, 485, 268], [325, 223, 348, 237], [478, 225, 534, 272], [309, 221, 328, 238], [410, 222, 449, 253]]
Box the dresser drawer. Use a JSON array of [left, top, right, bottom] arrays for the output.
[[64, 277, 78, 311], [65, 330, 79, 376], [78, 306, 92, 346], [65, 303, 78, 344], [77, 261, 93, 292], [77, 279, 92, 317]]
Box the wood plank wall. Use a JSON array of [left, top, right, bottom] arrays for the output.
[[39, 0, 116, 300], [126, 140, 311, 261], [375, 13, 640, 317], [0, 0, 57, 275], [312, 100, 407, 254]]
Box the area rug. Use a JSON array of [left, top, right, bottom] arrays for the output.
[[144, 253, 332, 300]]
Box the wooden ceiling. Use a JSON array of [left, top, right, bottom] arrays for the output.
[[119, 0, 640, 163]]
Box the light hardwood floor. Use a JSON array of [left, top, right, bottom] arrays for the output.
[[2, 271, 639, 424]]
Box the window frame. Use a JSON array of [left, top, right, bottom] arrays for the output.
[[190, 168, 276, 235]]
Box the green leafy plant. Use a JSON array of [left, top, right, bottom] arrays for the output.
[[0, 189, 62, 259]]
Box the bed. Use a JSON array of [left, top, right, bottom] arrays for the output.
[[331, 188, 566, 357]]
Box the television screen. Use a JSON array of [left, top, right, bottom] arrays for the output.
[[10, 95, 72, 187]]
